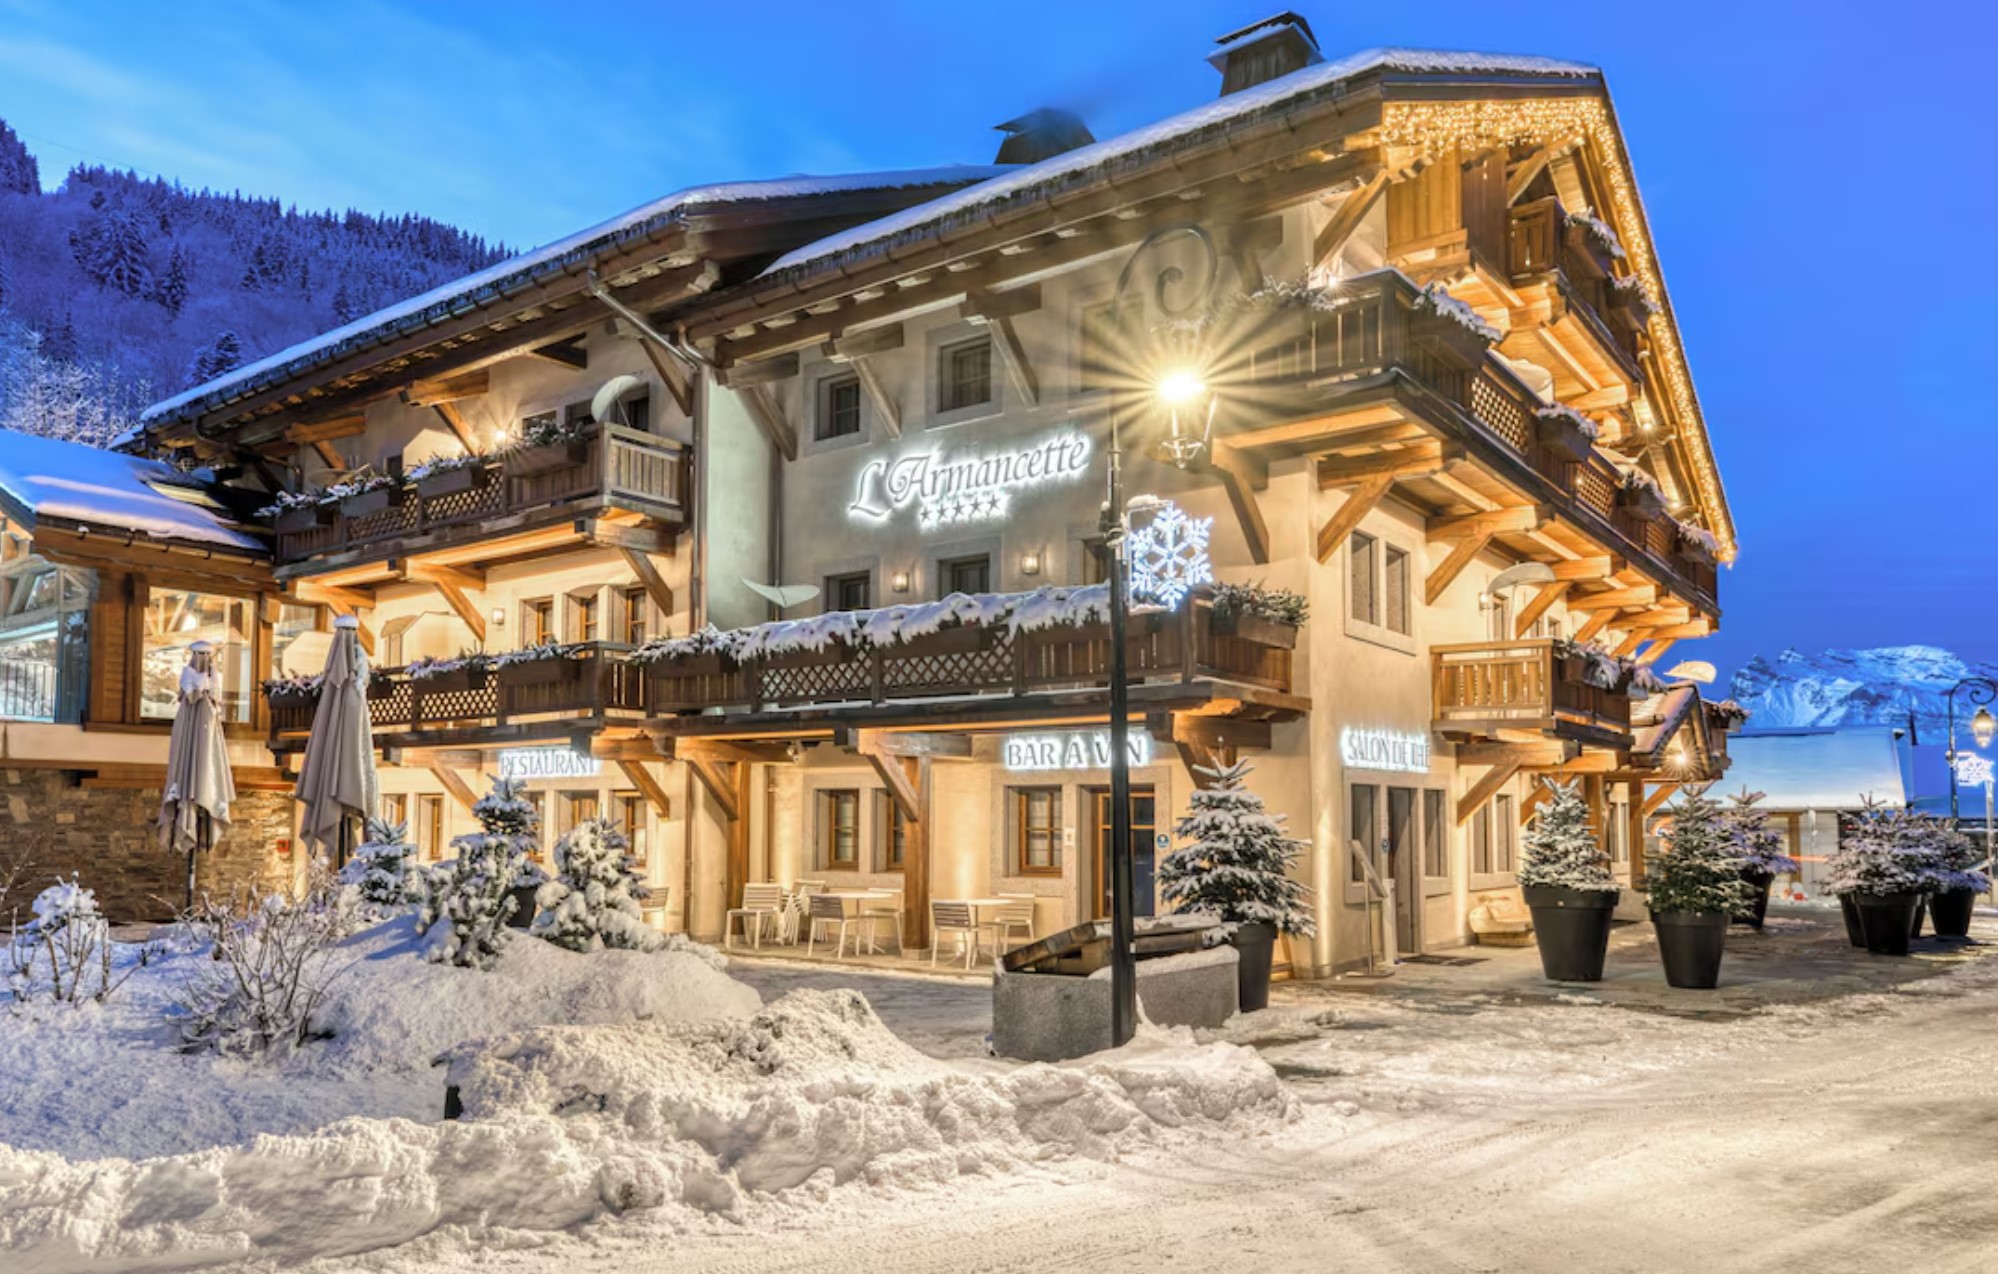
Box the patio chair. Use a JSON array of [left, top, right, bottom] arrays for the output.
[[931, 900, 996, 971], [724, 883, 787, 950], [992, 894, 1037, 950], [805, 892, 890, 960], [862, 888, 905, 954]]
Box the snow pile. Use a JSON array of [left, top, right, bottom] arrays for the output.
[[0, 990, 1294, 1270]]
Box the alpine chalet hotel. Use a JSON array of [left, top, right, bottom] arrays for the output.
[[124, 14, 1740, 975]]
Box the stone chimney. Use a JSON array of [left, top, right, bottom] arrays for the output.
[[993, 108, 1096, 165], [1207, 11, 1323, 95]]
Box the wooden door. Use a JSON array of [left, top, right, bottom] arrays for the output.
[[1091, 786, 1157, 919]]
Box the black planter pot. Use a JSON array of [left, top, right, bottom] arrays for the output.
[[1930, 887, 1976, 939], [1853, 891, 1920, 956], [1229, 921, 1277, 1012], [505, 883, 541, 930], [1838, 894, 1865, 947], [1734, 867, 1774, 929], [1522, 885, 1620, 982], [1910, 896, 1929, 940], [1652, 911, 1729, 989]]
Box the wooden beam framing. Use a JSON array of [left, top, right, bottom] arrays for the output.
[[720, 352, 799, 388], [1315, 473, 1393, 564], [1208, 442, 1270, 566], [828, 324, 907, 438], [430, 765, 479, 814], [402, 369, 490, 409], [1642, 782, 1680, 818], [1313, 167, 1389, 267], [687, 753, 740, 821], [284, 416, 366, 445], [851, 730, 972, 760], [620, 548, 675, 617], [1459, 760, 1522, 825], [617, 759, 672, 817], [581, 519, 676, 555], [1572, 608, 1617, 644], [530, 335, 589, 370], [1315, 442, 1455, 487], [637, 339, 693, 418], [1626, 780, 1650, 883], [1426, 532, 1493, 606], [737, 384, 797, 462], [432, 402, 479, 452], [1507, 146, 1555, 204], [960, 296, 1040, 409], [1427, 505, 1543, 540], [1550, 556, 1618, 582], [1569, 584, 1659, 611], [309, 440, 344, 469], [400, 563, 485, 643], [1636, 638, 1677, 667], [1514, 581, 1572, 638]]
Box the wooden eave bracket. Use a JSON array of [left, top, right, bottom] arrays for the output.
[[530, 335, 589, 370], [616, 758, 672, 817], [619, 548, 675, 617], [432, 403, 478, 452], [827, 324, 907, 440], [962, 285, 1041, 409], [429, 764, 480, 814], [396, 561, 486, 643], [1314, 473, 1393, 565], [1206, 441, 1271, 566], [402, 369, 489, 409], [1458, 759, 1522, 825], [1312, 166, 1388, 269]]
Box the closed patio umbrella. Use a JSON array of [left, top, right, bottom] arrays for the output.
[[294, 614, 379, 866], [159, 640, 236, 911]]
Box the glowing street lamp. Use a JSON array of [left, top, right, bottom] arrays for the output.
[[1944, 678, 1998, 827], [1974, 706, 1997, 750]]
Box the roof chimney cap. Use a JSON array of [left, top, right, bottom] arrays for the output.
[[993, 108, 1096, 165], [1208, 11, 1324, 95]]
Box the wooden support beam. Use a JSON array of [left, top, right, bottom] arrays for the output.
[[851, 730, 972, 760], [580, 519, 676, 555], [1550, 556, 1618, 582], [1427, 505, 1543, 540], [1426, 532, 1493, 606], [1522, 782, 1553, 822], [1642, 620, 1712, 642], [1175, 735, 1221, 780], [1315, 473, 1394, 564], [398, 560, 485, 591], [637, 339, 693, 418], [1313, 167, 1389, 266], [617, 759, 672, 817], [1636, 638, 1677, 667], [982, 314, 1039, 408], [1456, 740, 1575, 768], [430, 765, 479, 814], [719, 352, 799, 388], [737, 384, 797, 462], [620, 548, 675, 616], [1316, 442, 1455, 487], [1585, 774, 1609, 850], [414, 575, 484, 643], [1208, 442, 1270, 566], [1513, 581, 1572, 638], [1569, 584, 1659, 611], [960, 283, 1041, 322], [1613, 629, 1651, 658], [850, 354, 902, 439], [1642, 782, 1680, 818], [687, 754, 741, 822], [1572, 608, 1617, 643], [284, 416, 366, 444], [402, 369, 490, 408], [1627, 780, 1650, 884], [530, 335, 589, 370], [1459, 760, 1522, 825], [293, 580, 376, 611], [865, 750, 923, 823], [432, 403, 479, 452], [309, 440, 344, 469], [828, 324, 906, 438], [1507, 146, 1555, 204]]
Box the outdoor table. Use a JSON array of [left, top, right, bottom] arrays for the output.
[[952, 897, 1018, 958]]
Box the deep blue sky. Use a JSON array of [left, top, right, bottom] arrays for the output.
[[2, 0, 1989, 681]]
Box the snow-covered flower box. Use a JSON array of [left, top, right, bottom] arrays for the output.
[[507, 418, 594, 477], [1616, 469, 1669, 522], [406, 654, 491, 693], [1674, 520, 1720, 565], [260, 674, 322, 707], [1606, 275, 1659, 329], [1208, 584, 1304, 650], [410, 453, 492, 499], [1562, 211, 1625, 277], [337, 474, 405, 519], [274, 502, 335, 534], [494, 641, 589, 688], [1532, 404, 1601, 463], [1409, 283, 1500, 367]]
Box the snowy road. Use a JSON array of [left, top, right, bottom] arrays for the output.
[[360, 957, 1998, 1274]]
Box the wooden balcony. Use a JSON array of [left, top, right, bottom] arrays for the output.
[[267, 642, 647, 752], [1215, 270, 1716, 613], [646, 600, 1297, 721], [1432, 639, 1632, 748], [271, 425, 688, 576]]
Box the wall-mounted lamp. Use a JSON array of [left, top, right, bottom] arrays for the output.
[[1020, 550, 1042, 577], [489, 606, 506, 628], [890, 570, 911, 594]]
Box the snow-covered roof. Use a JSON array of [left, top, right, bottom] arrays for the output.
[[0, 429, 263, 552], [1724, 728, 1913, 811], [138, 165, 1009, 431], [760, 48, 1596, 282]]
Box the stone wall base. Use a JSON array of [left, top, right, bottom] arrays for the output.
[[992, 949, 1240, 1062]]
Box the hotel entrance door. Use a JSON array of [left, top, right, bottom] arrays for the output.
[[1090, 786, 1157, 919]]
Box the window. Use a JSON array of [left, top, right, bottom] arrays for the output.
[[1486, 589, 1512, 641], [1470, 802, 1494, 876], [620, 586, 649, 646], [522, 598, 554, 646], [1012, 787, 1062, 875], [0, 561, 90, 724], [563, 400, 594, 427], [615, 793, 650, 870], [524, 791, 547, 862], [270, 602, 321, 678], [569, 590, 600, 643], [1349, 783, 1378, 884], [939, 337, 993, 413], [1474, 795, 1518, 877], [877, 791, 908, 871], [1348, 532, 1414, 640], [140, 587, 253, 723], [939, 554, 990, 596], [381, 793, 408, 831], [820, 789, 860, 868], [1077, 536, 1109, 586], [826, 571, 871, 612], [417, 795, 445, 861], [1350, 531, 1377, 626], [816, 374, 863, 440], [1423, 790, 1447, 880]]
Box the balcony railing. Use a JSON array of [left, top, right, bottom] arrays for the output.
[[1508, 198, 1643, 369], [646, 600, 1295, 717], [272, 425, 689, 567], [1432, 639, 1632, 744], [1220, 270, 1714, 608], [267, 642, 646, 746]]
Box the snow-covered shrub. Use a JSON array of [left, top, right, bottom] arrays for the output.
[[1160, 760, 1315, 935], [417, 777, 538, 969], [172, 869, 351, 1055], [1209, 581, 1309, 627], [1517, 780, 1618, 893], [1823, 803, 1928, 897], [340, 818, 421, 913], [531, 817, 661, 953], [6, 877, 140, 1005], [1725, 789, 1799, 877], [1646, 791, 1753, 916], [1909, 812, 1990, 894]]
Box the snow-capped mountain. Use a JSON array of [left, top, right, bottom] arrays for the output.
[[1730, 646, 1998, 735]]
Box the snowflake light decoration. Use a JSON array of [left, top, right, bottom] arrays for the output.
[[1126, 500, 1213, 611], [1956, 753, 1995, 789]]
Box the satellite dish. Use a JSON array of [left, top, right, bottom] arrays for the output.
[[1665, 660, 1717, 685], [590, 374, 649, 428], [742, 579, 820, 611], [1484, 562, 1556, 600]]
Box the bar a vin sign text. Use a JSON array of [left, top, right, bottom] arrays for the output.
[[1003, 730, 1152, 772]]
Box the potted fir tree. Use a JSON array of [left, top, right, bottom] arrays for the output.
[[1518, 779, 1621, 981], [1159, 759, 1316, 1013], [1725, 788, 1800, 929], [1824, 806, 1927, 956], [1917, 815, 1987, 940], [1647, 791, 1753, 989]]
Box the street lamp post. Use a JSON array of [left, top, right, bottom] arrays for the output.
[[1944, 677, 1998, 825], [1100, 224, 1219, 1048]]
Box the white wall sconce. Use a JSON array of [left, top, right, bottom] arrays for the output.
[[489, 606, 506, 628], [890, 570, 911, 594], [1020, 550, 1043, 577]]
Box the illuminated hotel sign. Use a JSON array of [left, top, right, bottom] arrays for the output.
[[848, 429, 1092, 530], [497, 748, 601, 782], [1340, 727, 1431, 775], [1003, 730, 1152, 773]]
